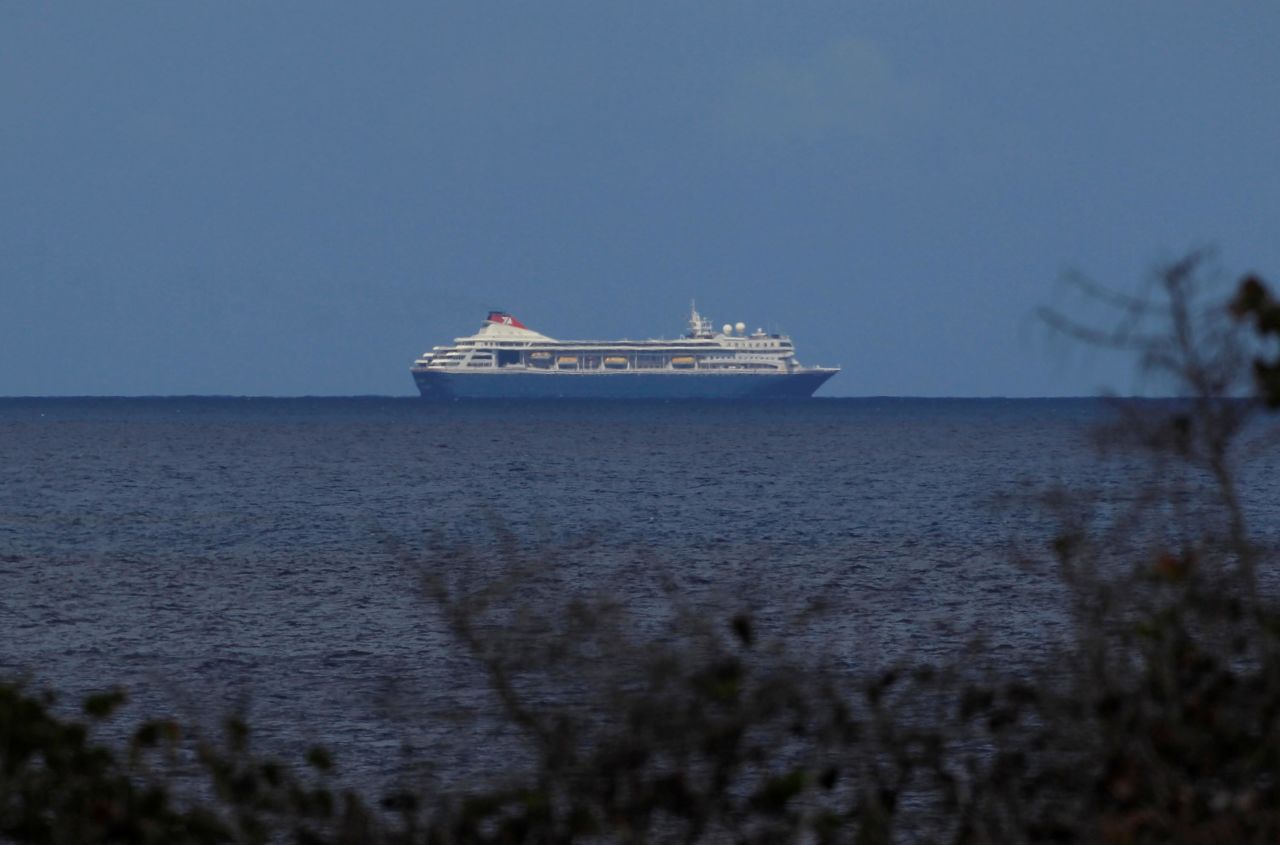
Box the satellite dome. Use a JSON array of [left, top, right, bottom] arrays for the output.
[[735, 322, 746, 334], [722, 324, 733, 335]]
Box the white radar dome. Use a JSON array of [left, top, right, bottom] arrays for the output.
[[735, 322, 746, 334], [722, 324, 733, 335]]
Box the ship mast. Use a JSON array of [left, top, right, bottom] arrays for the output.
[[687, 300, 714, 338]]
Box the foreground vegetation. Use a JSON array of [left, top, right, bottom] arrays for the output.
[[4, 255, 1280, 843]]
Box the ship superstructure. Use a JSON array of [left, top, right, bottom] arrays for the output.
[[410, 306, 837, 398]]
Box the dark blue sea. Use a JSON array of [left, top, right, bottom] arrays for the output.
[[2, 397, 1276, 791]]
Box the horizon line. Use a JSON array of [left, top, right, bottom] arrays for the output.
[[0, 393, 1184, 401]]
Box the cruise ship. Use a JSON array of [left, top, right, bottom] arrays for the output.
[[411, 307, 838, 399]]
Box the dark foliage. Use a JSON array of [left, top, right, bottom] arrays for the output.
[[1230, 274, 1280, 407]]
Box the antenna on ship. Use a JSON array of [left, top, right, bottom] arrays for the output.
[[688, 299, 713, 338]]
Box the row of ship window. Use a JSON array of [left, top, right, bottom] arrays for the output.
[[458, 341, 791, 349], [437, 354, 782, 371]]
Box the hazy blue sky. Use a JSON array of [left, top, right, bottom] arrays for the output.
[[3, 3, 1278, 396]]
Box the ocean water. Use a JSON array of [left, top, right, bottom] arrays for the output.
[[1, 397, 1275, 791]]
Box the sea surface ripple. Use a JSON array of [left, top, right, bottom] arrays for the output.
[[2, 397, 1275, 789]]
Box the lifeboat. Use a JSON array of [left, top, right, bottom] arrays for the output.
[[604, 357, 628, 369], [671, 356, 696, 369], [556, 356, 579, 368]]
